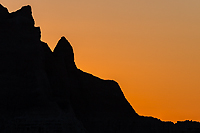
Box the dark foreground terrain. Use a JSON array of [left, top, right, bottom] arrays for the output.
[[0, 4, 199, 133]]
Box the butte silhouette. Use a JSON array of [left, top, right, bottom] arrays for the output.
[[0, 4, 199, 133]]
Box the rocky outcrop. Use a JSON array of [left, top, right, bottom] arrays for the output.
[[0, 4, 86, 133], [0, 4, 200, 133], [53, 36, 139, 132]]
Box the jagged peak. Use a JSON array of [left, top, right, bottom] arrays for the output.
[[53, 36, 76, 68], [0, 4, 35, 26], [17, 5, 32, 15], [10, 5, 34, 25]]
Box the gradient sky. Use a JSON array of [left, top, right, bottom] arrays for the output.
[[1, 0, 200, 122]]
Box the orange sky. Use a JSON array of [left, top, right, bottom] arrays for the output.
[[1, 0, 200, 123]]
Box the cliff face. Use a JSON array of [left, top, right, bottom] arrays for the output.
[[0, 4, 199, 133], [0, 5, 44, 111], [0, 4, 86, 133]]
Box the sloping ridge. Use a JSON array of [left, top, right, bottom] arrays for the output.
[[53, 36, 139, 132], [0, 4, 200, 133]]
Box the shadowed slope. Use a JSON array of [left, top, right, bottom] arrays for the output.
[[0, 4, 9, 19], [53, 36, 139, 132]]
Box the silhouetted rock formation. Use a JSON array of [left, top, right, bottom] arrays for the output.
[[0, 4, 86, 133], [53, 36, 139, 132], [0, 4, 200, 133]]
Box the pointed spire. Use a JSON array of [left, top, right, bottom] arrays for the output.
[[53, 36, 76, 69]]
